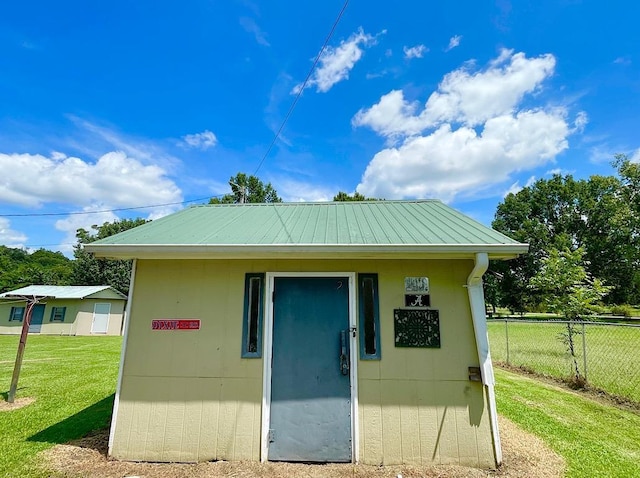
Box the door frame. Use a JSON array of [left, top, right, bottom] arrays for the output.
[[260, 272, 359, 463]]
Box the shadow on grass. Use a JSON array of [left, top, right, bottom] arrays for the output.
[[28, 394, 114, 446]]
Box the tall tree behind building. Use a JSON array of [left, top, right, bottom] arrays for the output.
[[0, 246, 73, 293], [73, 218, 148, 295], [491, 160, 640, 309]]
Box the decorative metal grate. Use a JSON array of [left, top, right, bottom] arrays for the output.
[[394, 309, 440, 348]]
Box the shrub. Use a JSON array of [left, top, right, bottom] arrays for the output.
[[610, 304, 634, 317]]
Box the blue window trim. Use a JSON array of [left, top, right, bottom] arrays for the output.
[[50, 306, 66, 322], [9, 306, 25, 322], [358, 273, 381, 360], [241, 273, 265, 358]]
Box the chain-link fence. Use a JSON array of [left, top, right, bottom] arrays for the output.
[[487, 319, 640, 404]]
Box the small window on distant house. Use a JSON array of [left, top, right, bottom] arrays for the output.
[[9, 306, 25, 322], [241, 273, 264, 358], [359, 274, 381, 360], [50, 307, 66, 322]]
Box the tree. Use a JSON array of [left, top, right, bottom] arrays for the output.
[[333, 191, 379, 201], [0, 246, 73, 293], [492, 170, 640, 307], [73, 218, 148, 295], [210, 173, 281, 204], [529, 247, 611, 382]]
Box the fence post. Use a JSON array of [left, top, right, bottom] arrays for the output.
[[505, 319, 510, 365], [582, 321, 588, 382]]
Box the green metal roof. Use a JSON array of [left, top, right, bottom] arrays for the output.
[[85, 200, 528, 260], [0, 285, 127, 300]]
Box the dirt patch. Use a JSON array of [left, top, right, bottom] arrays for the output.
[[42, 416, 564, 478], [0, 396, 35, 411]]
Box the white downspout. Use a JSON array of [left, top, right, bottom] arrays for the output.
[[466, 252, 502, 466]]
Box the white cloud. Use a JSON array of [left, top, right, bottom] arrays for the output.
[[292, 28, 380, 94], [503, 176, 535, 197], [573, 111, 588, 133], [0, 151, 182, 209], [403, 44, 428, 59], [353, 50, 556, 131], [54, 207, 120, 255], [68, 116, 181, 170], [504, 181, 522, 197], [614, 56, 631, 65], [0, 218, 27, 248], [181, 130, 218, 150], [239, 17, 270, 46], [445, 35, 462, 51], [277, 178, 335, 202], [631, 148, 640, 163], [546, 168, 570, 176], [588, 146, 615, 163], [356, 111, 569, 201], [353, 49, 577, 202], [353, 49, 556, 139]]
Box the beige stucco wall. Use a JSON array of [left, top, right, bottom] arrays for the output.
[[111, 258, 496, 467], [0, 298, 125, 335]]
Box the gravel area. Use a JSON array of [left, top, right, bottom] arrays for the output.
[[42, 416, 565, 478]]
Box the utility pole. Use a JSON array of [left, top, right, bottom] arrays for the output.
[[229, 181, 247, 204], [8, 297, 38, 403]]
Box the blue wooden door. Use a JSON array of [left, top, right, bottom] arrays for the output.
[[29, 304, 45, 333], [269, 276, 352, 462]]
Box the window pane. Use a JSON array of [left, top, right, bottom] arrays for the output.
[[363, 278, 376, 355], [10, 307, 25, 321], [247, 277, 261, 353], [51, 307, 66, 322], [359, 273, 380, 360], [242, 273, 264, 358]]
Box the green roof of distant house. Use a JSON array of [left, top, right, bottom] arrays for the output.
[[85, 200, 528, 260], [0, 285, 126, 300]]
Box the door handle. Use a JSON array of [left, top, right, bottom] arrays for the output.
[[340, 330, 349, 376]]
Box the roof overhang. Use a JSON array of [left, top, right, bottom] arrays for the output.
[[85, 243, 529, 261]]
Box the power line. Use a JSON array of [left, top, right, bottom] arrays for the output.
[[0, 196, 213, 218], [2, 1, 350, 220], [252, 0, 350, 176]]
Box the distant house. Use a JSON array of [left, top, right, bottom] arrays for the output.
[[0, 285, 127, 335], [85, 200, 528, 468]]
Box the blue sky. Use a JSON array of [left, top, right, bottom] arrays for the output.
[[1, 1, 639, 255]]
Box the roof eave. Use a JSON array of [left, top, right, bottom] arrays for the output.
[[85, 243, 529, 260]]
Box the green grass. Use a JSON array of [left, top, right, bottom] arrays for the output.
[[2, 335, 640, 478], [495, 368, 640, 478], [0, 335, 121, 478], [488, 320, 640, 403]]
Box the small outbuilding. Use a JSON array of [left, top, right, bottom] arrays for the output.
[[86, 200, 528, 468], [0, 285, 127, 335]]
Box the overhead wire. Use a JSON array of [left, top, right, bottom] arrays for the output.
[[0, 196, 214, 218], [2, 0, 350, 221], [252, 0, 350, 177]]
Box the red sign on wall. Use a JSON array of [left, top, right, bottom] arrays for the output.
[[152, 319, 200, 330]]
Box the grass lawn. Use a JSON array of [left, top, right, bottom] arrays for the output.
[[488, 320, 640, 404], [2, 335, 640, 477], [0, 335, 121, 477], [495, 368, 640, 478]]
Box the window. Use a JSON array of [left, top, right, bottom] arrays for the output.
[[358, 273, 381, 360], [50, 306, 66, 322], [241, 273, 265, 358], [9, 306, 25, 322]]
